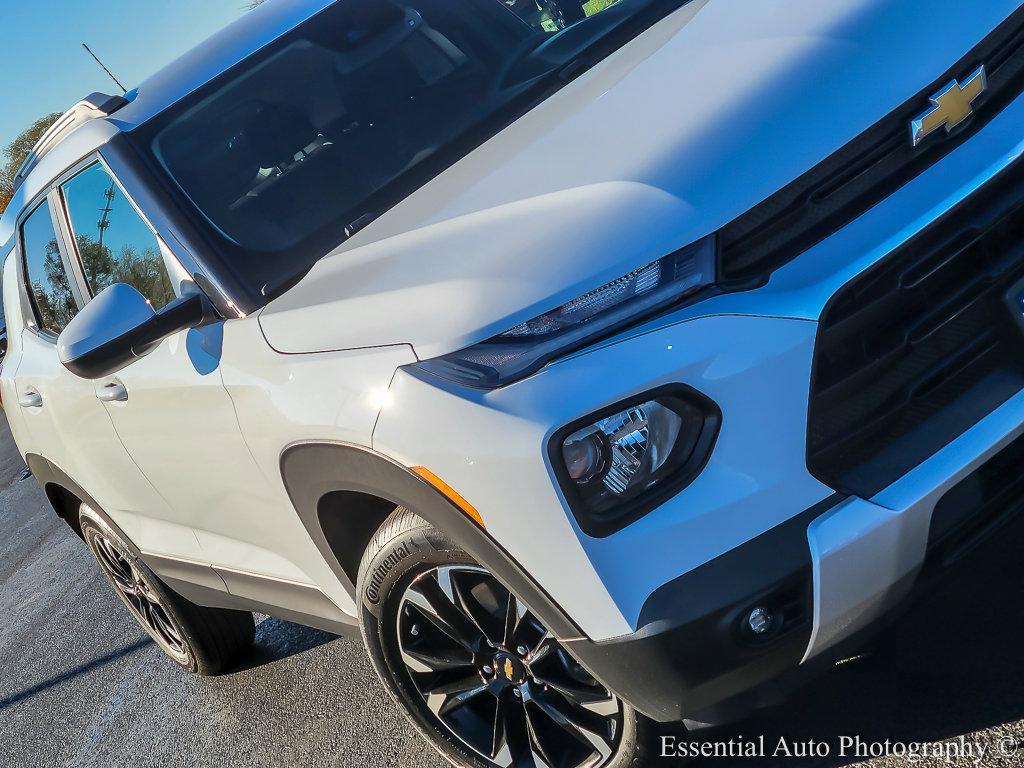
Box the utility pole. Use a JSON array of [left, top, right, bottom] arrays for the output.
[[97, 182, 116, 252], [82, 43, 127, 95]]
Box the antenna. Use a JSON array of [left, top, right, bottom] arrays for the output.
[[81, 43, 127, 95]]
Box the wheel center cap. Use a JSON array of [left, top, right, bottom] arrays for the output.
[[493, 653, 527, 685]]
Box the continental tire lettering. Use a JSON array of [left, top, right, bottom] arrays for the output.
[[366, 541, 418, 605]]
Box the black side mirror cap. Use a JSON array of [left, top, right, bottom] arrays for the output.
[[58, 284, 216, 379]]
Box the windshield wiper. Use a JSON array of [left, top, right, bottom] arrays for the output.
[[344, 211, 378, 238], [259, 210, 380, 301]]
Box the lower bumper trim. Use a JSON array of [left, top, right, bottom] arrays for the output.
[[564, 494, 844, 723]]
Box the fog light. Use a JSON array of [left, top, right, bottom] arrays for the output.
[[747, 607, 774, 635], [552, 388, 722, 537]]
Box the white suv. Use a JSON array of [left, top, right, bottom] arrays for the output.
[[4, 1, 1024, 766]]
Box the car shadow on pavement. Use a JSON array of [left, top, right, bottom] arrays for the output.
[[679, 512, 1024, 766], [228, 616, 339, 674], [0, 638, 152, 712]]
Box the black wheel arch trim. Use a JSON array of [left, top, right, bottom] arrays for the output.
[[279, 441, 584, 641]]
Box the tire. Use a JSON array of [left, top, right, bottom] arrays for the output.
[[357, 507, 657, 768], [79, 504, 255, 676]]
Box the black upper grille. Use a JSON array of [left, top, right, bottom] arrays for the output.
[[807, 164, 1024, 497], [719, 6, 1024, 286]]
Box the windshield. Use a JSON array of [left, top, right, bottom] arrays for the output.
[[130, 0, 687, 304]]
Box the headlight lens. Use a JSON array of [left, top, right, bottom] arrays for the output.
[[417, 235, 716, 388], [552, 389, 721, 537]]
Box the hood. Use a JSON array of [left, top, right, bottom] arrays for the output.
[[260, 0, 1020, 358]]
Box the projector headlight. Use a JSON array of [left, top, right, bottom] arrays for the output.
[[551, 387, 721, 537], [416, 236, 716, 388]]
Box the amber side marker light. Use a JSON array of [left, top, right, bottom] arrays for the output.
[[411, 466, 485, 529]]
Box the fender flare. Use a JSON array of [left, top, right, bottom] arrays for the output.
[[279, 441, 583, 640]]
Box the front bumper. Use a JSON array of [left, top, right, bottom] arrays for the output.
[[565, 398, 1024, 723]]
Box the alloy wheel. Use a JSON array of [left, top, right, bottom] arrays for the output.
[[91, 533, 190, 664], [396, 565, 622, 768]]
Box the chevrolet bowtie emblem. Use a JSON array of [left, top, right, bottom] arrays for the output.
[[503, 658, 515, 680], [911, 65, 988, 147]]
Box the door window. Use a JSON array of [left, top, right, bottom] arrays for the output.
[[21, 200, 78, 335], [61, 163, 176, 310]]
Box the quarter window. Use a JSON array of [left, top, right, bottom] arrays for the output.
[[21, 200, 77, 335], [61, 163, 176, 310]]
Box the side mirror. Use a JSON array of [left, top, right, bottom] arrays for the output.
[[58, 283, 214, 379]]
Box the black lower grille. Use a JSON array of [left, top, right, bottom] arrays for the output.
[[926, 430, 1024, 572], [808, 165, 1024, 497]]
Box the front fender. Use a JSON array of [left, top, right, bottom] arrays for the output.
[[279, 441, 583, 641]]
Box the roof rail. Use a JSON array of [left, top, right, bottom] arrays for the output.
[[12, 92, 128, 194]]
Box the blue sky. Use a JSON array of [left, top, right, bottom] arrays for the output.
[[0, 0, 247, 151]]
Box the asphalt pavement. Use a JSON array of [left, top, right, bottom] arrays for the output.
[[2, 409, 1024, 767]]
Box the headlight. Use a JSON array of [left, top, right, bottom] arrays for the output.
[[416, 235, 716, 388], [551, 387, 721, 537]]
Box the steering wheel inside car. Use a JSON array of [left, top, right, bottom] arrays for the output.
[[537, 0, 586, 29], [489, 0, 640, 95]]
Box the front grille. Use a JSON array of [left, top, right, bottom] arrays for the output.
[[719, 6, 1024, 286], [807, 165, 1024, 497]]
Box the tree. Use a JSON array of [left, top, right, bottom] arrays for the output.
[[75, 232, 175, 309], [0, 112, 62, 214], [33, 237, 78, 331]]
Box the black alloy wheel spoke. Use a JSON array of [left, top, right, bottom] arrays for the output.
[[428, 673, 489, 699], [135, 570, 162, 604], [523, 705, 562, 768], [503, 592, 528, 649], [531, 674, 610, 707], [429, 674, 492, 718], [149, 604, 177, 641], [502, 694, 540, 768], [531, 647, 611, 707], [143, 601, 163, 634], [528, 633, 557, 664], [530, 693, 614, 765], [403, 645, 475, 673], [450, 570, 507, 647], [127, 591, 147, 615], [491, 693, 511, 765], [405, 572, 487, 653]]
